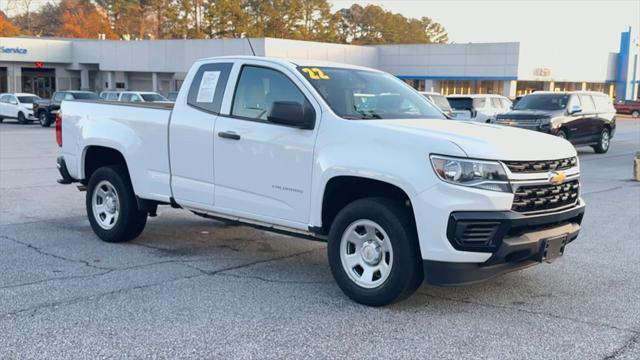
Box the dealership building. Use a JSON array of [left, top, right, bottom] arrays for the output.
[[1, 27, 638, 100]]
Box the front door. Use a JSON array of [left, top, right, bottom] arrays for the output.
[[213, 64, 318, 225]]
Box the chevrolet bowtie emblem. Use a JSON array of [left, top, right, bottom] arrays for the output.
[[548, 171, 566, 185]]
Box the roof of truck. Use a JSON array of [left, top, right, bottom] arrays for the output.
[[198, 56, 384, 73]]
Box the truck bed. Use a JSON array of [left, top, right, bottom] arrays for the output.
[[61, 100, 174, 203]]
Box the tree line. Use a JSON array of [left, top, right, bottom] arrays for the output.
[[0, 0, 448, 45]]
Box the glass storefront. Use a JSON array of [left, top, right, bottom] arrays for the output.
[[21, 68, 56, 98], [515, 81, 545, 96]]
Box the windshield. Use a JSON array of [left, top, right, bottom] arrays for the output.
[[141, 93, 168, 102], [17, 96, 40, 103], [514, 94, 570, 111], [73, 92, 101, 100], [298, 66, 444, 120]]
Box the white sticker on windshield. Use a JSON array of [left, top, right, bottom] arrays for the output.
[[196, 71, 220, 103]]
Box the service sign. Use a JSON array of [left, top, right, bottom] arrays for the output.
[[0, 46, 28, 54]]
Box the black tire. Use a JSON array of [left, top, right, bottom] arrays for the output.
[[86, 165, 147, 242], [557, 129, 567, 140], [632, 110, 640, 118], [592, 128, 611, 154], [17, 112, 27, 124], [0, 117, 3, 123], [38, 112, 51, 127], [327, 197, 423, 306]]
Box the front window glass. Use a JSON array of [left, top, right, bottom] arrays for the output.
[[18, 96, 40, 103], [513, 94, 570, 111], [141, 93, 167, 102], [299, 66, 443, 120], [233, 66, 306, 121]]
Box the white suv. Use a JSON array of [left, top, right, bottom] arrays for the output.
[[448, 94, 512, 123], [0, 93, 41, 124], [118, 91, 170, 103]]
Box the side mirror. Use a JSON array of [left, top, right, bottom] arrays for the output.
[[569, 105, 582, 115], [267, 101, 315, 129]]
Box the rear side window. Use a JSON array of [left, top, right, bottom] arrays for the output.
[[592, 95, 613, 113], [187, 62, 233, 114], [491, 98, 501, 108], [120, 94, 131, 101], [578, 95, 596, 113], [448, 97, 473, 110], [53, 93, 64, 102]]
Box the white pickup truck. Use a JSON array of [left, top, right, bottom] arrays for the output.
[[56, 56, 586, 306]]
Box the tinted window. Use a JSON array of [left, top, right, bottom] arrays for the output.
[[592, 95, 613, 112], [578, 95, 596, 113], [187, 62, 233, 114], [130, 94, 142, 102], [18, 96, 39, 103], [53, 93, 64, 102], [233, 66, 306, 121], [448, 97, 485, 110], [140, 93, 167, 102], [72, 92, 100, 100], [120, 94, 132, 101], [107, 93, 118, 101], [300, 66, 443, 120], [0, 95, 7, 103], [514, 94, 570, 110], [64, 93, 75, 100]]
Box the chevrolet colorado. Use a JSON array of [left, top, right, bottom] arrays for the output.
[[56, 57, 586, 306]]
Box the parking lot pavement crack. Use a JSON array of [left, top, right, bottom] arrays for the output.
[[0, 270, 114, 291], [0, 235, 112, 270], [215, 272, 331, 284], [0, 248, 319, 320], [417, 291, 640, 335], [603, 333, 640, 359]]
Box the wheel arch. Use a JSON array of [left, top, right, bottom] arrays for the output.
[[317, 175, 416, 236], [82, 145, 130, 184]]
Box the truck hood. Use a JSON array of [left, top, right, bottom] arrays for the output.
[[368, 119, 576, 161]]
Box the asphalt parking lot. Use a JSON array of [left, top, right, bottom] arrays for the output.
[[1, 117, 639, 359]]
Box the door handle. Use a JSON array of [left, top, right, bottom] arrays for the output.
[[218, 131, 241, 140]]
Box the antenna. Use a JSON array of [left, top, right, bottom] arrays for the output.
[[246, 38, 256, 56]]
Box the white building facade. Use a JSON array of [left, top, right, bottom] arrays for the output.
[[1, 30, 637, 100]]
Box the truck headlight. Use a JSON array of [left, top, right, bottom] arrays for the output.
[[430, 155, 511, 192]]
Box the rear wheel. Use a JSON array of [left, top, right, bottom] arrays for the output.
[[86, 165, 147, 242], [632, 110, 640, 118], [592, 128, 610, 154], [39, 112, 51, 127], [17, 112, 27, 124], [327, 197, 423, 306]]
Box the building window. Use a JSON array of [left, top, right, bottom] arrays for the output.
[[116, 82, 126, 89]]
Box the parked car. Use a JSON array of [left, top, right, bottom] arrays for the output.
[[614, 99, 640, 118], [118, 91, 170, 103], [420, 92, 453, 113], [100, 90, 122, 101], [166, 91, 179, 102], [0, 93, 40, 124], [495, 91, 616, 153], [447, 94, 512, 122], [33, 90, 100, 127], [56, 57, 585, 306]]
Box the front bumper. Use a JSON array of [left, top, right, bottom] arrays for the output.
[[423, 201, 585, 286]]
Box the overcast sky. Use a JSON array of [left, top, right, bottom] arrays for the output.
[[330, 0, 640, 54]]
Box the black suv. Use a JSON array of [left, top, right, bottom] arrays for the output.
[[33, 91, 100, 127], [495, 91, 616, 153]]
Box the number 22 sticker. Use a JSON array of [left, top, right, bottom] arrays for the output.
[[302, 68, 330, 80]]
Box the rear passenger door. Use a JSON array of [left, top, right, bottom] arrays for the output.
[[577, 94, 599, 140], [169, 61, 233, 208], [213, 62, 320, 225], [0, 95, 8, 117]]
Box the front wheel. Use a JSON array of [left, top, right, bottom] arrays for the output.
[[632, 110, 639, 118], [557, 130, 567, 140], [327, 198, 423, 306], [86, 165, 147, 242], [592, 128, 611, 154], [39, 112, 51, 127]]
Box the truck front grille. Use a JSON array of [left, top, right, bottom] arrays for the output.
[[503, 157, 577, 173], [512, 180, 579, 214]]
